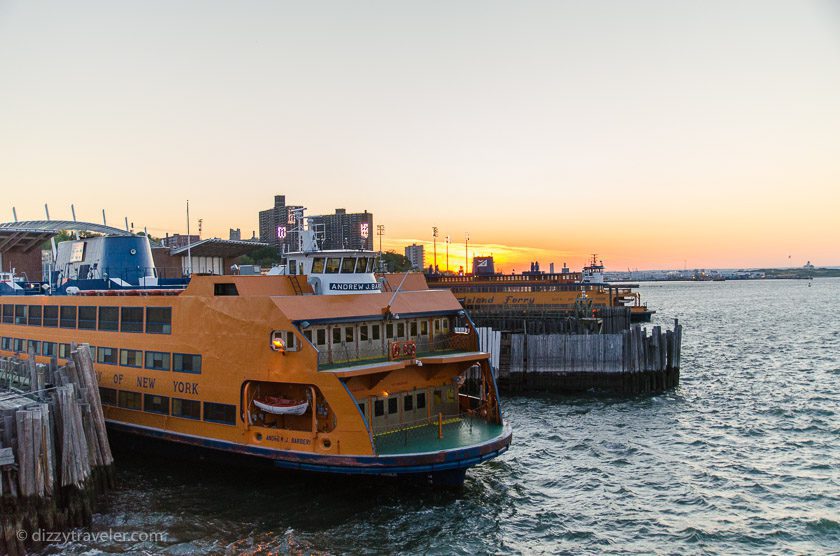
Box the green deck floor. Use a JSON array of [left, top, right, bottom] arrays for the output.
[[373, 418, 505, 455]]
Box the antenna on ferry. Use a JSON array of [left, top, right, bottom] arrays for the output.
[[124, 217, 129, 232], [44, 203, 50, 221], [102, 209, 107, 227], [12, 207, 17, 222], [384, 270, 413, 319]]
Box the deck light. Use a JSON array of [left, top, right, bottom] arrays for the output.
[[270, 331, 286, 353]]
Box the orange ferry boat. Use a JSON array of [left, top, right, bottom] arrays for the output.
[[0, 220, 511, 486], [426, 255, 654, 322]]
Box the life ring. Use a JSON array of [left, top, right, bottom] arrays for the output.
[[405, 342, 417, 357], [390, 342, 401, 359]]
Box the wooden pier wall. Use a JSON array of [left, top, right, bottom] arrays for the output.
[[479, 322, 682, 395], [0, 345, 113, 555]]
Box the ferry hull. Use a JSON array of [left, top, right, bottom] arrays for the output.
[[106, 420, 512, 487], [630, 310, 655, 323]]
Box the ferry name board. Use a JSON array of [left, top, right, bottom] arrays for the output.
[[328, 283, 380, 292]]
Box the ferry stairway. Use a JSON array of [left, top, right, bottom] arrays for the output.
[[289, 275, 305, 295]]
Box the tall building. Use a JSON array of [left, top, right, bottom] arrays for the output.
[[405, 243, 425, 271], [308, 208, 374, 251], [258, 195, 304, 254]]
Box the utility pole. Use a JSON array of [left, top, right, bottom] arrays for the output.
[[186, 200, 192, 276], [465, 232, 470, 275], [432, 226, 438, 273]]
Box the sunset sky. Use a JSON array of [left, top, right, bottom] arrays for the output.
[[1, 1, 838, 271]]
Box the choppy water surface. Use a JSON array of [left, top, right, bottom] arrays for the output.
[[53, 279, 839, 555]]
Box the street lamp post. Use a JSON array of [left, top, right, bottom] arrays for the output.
[[432, 226, 438, 273], [445, 235, 450, 273], [376, 224, 385, 255]]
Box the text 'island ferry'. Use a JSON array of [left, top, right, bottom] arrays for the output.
[[0, 216, 511, 486]]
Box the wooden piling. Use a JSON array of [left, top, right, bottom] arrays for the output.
[[0, 345, 113, 554]]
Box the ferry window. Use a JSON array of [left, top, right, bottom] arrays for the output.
[[366, 258, 375, 272], [354, 258, 366, 273], [325, 257, 341, 274], [345, 326, 354, 343], [341, 258, 355, 273], [397, 323, 405, 337], [13, 338, 23, 352], [120, 349, 143, 368], [98, 307, 119, 331], [434, 389, 442, 405], [285, 331, 296, 350], [144, 394, 170, 415], [58, 343, 71, 359], [118, 390, 142, 410], [360, 325, 368, 341], [374, 399, 384, 417], [388, 397, 398, 415], [332, 328, 341, 344], [172, 398, 201, 420], [410, 321, 417, 336], [78, 306, 97, 330], [421, 321, 428, 336], [97, 347, 118, 365], [27, 340, 41, 355], [27, 305, 42, 326], [1, 337, 9, 350], [204, 402, 236, 425], [316, 329, 326, 346], [434, 319, 441, 332], [288, 261, 297, 275], [146, 307, 172, 334], [43, 342, 56, 357], [358, 402, 365, 417], [372, 325, 381, 341], [311, 257, 325, 273], [214, 283, 238, 296], [145, 351, 171, 371], [14, 305, 26, 325], [417, 392, 426, 409], [120, 307, 144, 333], [173, 353, 201, 374], [303, 330, 313, 344], [99, 387, 117, 406], [1, 305, 12, 324], [386, 323, 394, 338], [60, 306, 77, 329], [404, 394, 413, 411]]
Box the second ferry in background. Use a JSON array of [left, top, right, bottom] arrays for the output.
[[426, 254, 655, 323]]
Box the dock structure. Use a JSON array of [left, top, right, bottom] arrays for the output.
[[0, 345, 113, 555], [477, 317, 683, 395]]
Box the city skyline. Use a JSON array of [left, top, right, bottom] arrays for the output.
[[1, 1, 838, 271]]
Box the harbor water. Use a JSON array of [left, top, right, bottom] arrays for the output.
[[51, 279, 838, 554]]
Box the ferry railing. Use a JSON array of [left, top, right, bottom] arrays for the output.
[[316, 332, 476, 370]]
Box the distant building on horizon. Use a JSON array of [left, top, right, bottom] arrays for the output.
[[229, 228, 241, 241], [258, 195, 303, 254], [405, 243, 425, 271], [309, 208, 374, 251]]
